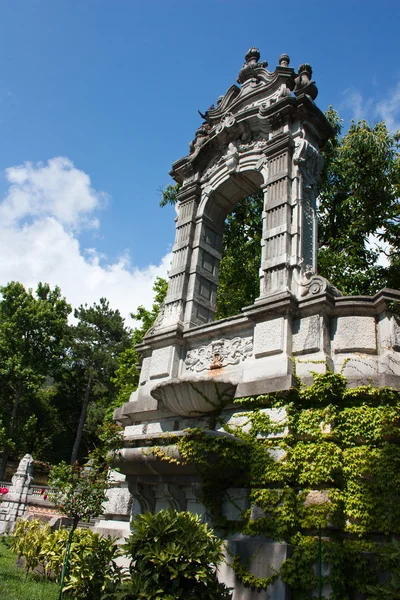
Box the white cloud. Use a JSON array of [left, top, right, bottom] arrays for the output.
[[341, 82, 400, 133], [340, 88, 373, 122], [376, 81, 400, 133], [0, 157, 108, 229], [0, 158, 171, 324]]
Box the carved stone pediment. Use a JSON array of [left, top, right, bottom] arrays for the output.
[[185, 337, 253, 373]]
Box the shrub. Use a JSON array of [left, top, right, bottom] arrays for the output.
[[11, 518, 121, 598], [103, 509, 232, 600], [11, 519, 51, 574]]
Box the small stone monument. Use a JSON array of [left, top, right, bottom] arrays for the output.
[[0, 454, 34, 533]]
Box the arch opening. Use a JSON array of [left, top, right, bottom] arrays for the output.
[[201, 170, 264, 322]]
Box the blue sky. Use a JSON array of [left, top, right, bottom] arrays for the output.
[[0, 0, 399, 321]]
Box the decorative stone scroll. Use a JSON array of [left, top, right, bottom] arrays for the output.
[[299, 273, 342, 298], [293, 138, 324, 186], [185, 337, 253, 372]]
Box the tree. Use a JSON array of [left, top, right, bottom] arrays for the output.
[[108, 277, 168, 418], [47, 428, 122, 600], [318, 110, 400, 295], [68, 298, 131, 465], [0, 282, 71, 478]]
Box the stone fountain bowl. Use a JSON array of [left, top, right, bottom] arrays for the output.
[[114, 446, 197, 476], [113, 430, 245, 476], [150, 377, 237, 417]]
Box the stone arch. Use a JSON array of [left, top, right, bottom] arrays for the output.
[[183, 169, 265, 327], [149, 49, 333, 334]]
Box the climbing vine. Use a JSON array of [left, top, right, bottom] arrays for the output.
[[149, 369, 400, 598]]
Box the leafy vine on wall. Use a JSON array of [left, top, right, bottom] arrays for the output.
[[150, 369, 400, 598]]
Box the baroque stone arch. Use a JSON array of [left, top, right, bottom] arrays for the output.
[[186, 169, 265, 327], [147, 48, 333, 334]]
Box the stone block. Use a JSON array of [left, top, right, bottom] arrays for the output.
[[92, 519, 131, 542], [304, 490, 330, 506], [146, 422, 164, 435], [219, 535, 289, 600], [268, 447, 286, 462], [217, 412, 251, 433], [253, 318, 284, 358], [392, 317, 400, 351], [292, 315, 320, 355], [124, 424, 145, 437], [333, 316, 376, 354], [257, 408, 288, 438], [139, 356, 151, 385], [337, 355, 378, 380], [103, 486, 132, 518], [149, 346, 177, 379], [184, 484, 208, 521], [223, 488, 249, 520]]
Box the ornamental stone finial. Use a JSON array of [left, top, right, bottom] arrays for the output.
[[245, 47, 261, 63], [294, 63, 318, 100], [237, 47, 268, 84], [279, 54, 290, 67]]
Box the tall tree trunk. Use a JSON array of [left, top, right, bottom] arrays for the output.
[[0, 389, 21, 480], [70, 374, 92, 465]]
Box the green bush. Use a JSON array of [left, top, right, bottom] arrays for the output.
[[103, 509, 232, 600], [11, 519, 51, 574], [11, 518, 122, 598]]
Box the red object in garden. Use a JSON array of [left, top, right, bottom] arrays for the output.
[[0, 487, 9, 495]]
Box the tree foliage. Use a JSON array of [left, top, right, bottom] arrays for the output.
[[0, 281, 71, 477], [0, 282, 133, 471], [319, 109, 400, 295], [68, 298, 131, 464], [109, 277, 168, 417]]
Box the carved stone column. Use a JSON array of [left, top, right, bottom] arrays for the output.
[[260, 141, 293, 298], [159, 183, 202, 330], [292, 137, 324, 281]]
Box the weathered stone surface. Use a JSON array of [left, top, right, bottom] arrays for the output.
[[102, 471, 132, 518], [304, 490, 330, 506], [149, 346, 176, 379], [151, 378, 236, 416], [220, 535, 289, 600], [292, 315, 320, 355], [333, 316, 377, 354], [253, 318, 284, 357], [392, 317, 400, 351], [223, 488, 249, 521]]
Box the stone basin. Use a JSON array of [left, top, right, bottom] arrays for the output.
[[150, 377, 236, 417], [114, 430, 245, 476], [114, 446, 197, 476]]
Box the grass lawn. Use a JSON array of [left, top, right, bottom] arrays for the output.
[[0, 538, 59, 600]]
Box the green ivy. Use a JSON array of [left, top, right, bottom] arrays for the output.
[[149, 371, 400, 597]]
